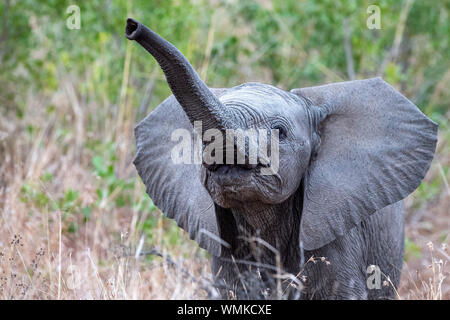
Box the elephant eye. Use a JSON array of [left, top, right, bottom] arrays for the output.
[[272, 125, 287, 140]]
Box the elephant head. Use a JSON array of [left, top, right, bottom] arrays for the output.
[[125, 19, 438, 256]]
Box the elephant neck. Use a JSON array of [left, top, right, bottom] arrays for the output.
[[229, 192, 302, 272]]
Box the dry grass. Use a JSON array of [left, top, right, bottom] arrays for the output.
[[0, 82, 213, 300], [398, 124, 450, 299], [0, 77, 449, 299]]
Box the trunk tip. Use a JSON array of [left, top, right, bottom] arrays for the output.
[[125, 18, 141, 40]]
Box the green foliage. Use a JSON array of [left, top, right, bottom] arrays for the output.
[[1, 0, 448, 112], [91, 143, 135, 209], [20, 183, 50, 209], [405, 237, 422, 261], [20, 181, 84, 233], [413, 178, 442, 207]]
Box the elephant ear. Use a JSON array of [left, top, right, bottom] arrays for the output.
[[133, 89, 227, 256], [291, 78, 438, 251]]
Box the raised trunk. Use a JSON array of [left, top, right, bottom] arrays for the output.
[[125, 18, 235, 134]]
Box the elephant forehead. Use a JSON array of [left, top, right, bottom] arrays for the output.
[[219, 83, 304, 119]]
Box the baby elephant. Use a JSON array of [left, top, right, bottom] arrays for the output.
[[125, 18, 437, 299]]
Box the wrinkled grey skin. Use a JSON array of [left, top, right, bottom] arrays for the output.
[[126, 19, 438, 300], [212, 200, 405, 299]]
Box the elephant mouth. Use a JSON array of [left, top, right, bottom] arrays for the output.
[[206, 165, 252, 186], [204, 162, 269, 187], [205, 162, 256, 172], [202, 164, 258, 208], [202, 161, 283, 208]]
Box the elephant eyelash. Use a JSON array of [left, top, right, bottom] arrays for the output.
[[271, 125, 287, 140]]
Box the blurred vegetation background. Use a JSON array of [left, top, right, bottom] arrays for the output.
[[0, 0, 448, 299]]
